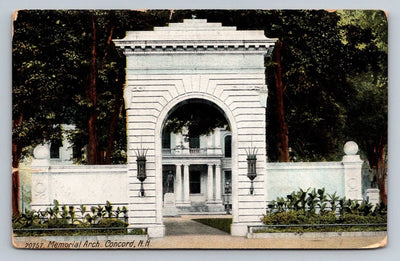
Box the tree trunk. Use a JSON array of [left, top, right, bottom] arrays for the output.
[[12, 145, 22, 218], [12, 115, 23, 217], [274, 40, 290, 162], [87, 14, 99, 165], [101, 23, 118, 164], [366, 139, 387, 205], [376, 143, 387, 205], [100, 25, 115, 69], [106, 94, 123, 164]]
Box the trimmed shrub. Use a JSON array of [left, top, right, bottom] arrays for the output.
[[262, 210, 304, 225], [96, 218, 128, 228], [307, 211, 337, 224], [261, 210, 337, 226], [12, 201, 135, 236], [340, 213, 387, 224], [261, 188, 387, 232]]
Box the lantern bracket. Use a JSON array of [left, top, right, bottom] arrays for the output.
[[246, 147, 258, 195], [135, 148, 148, 197]]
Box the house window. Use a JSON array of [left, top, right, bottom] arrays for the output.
[[224, 135, 232, 158], [50, 142, 61, 159], [189, 136, 200, 149], [162, 131, 171, 149], [189, 171, 201, 194]]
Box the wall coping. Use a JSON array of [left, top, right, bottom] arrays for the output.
[[31, 164, 128, 174], [267, 162, 343, 170]]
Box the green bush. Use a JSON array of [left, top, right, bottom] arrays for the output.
[[93, 218, 128, 234], [47, 218, 71, 228], [12, 201, 137, 236], [307, 211, 337, 224], [261, 210, 337, 225], [340, 213, 387, 224], [262, 210, 304, 225], [261, 188, 387, 233], [128, 228, 147, 235], [96, 218, 127, 227]]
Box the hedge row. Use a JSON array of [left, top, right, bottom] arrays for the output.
[[261, 188, 387, 232], [12, 200, 146, 236]]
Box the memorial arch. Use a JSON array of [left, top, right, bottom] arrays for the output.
[[28, 18, 365, 240], [27, 17, 366, 241], [114, 19, 276, 237]]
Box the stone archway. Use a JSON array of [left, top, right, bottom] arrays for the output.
[[114, 19, 275, 237], [156, 95, 237, 217]]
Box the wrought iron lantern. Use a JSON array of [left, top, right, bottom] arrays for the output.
[[135, 148, 148, 197], [246, 147, 258, 195]]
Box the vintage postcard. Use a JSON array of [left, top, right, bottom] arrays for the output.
[[12, 9, 387, 249]]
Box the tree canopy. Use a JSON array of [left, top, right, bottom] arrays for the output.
[[338, 10, 388, 203], [163, 99, 229, 138]]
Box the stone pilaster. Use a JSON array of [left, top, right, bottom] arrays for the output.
[[342, 141, 363, 201]]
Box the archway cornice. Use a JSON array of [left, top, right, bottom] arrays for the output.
[[114, 19, 276, 56], [115, 40, 275, 55]]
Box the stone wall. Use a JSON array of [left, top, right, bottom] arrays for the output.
[[31, 164, 128, 211], [266, 142, 363, 202], [266, 162, 346, 201], [29, 141, 364, 237]]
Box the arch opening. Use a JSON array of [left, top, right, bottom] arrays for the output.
[[159, 98, 233, 216], [162, 98, 231, 138]]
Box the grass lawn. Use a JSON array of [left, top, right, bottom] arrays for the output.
[[192, 218, 233, 233]]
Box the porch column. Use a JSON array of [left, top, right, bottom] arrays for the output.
[[215, 164, 222, 202], [207, 164, 214, 202], [183, 164, 190, 204], [175, 164, 182, 203]]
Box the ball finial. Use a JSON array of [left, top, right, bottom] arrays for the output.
[[33, 144, 50, 159], [344, 141, 359, 155]]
